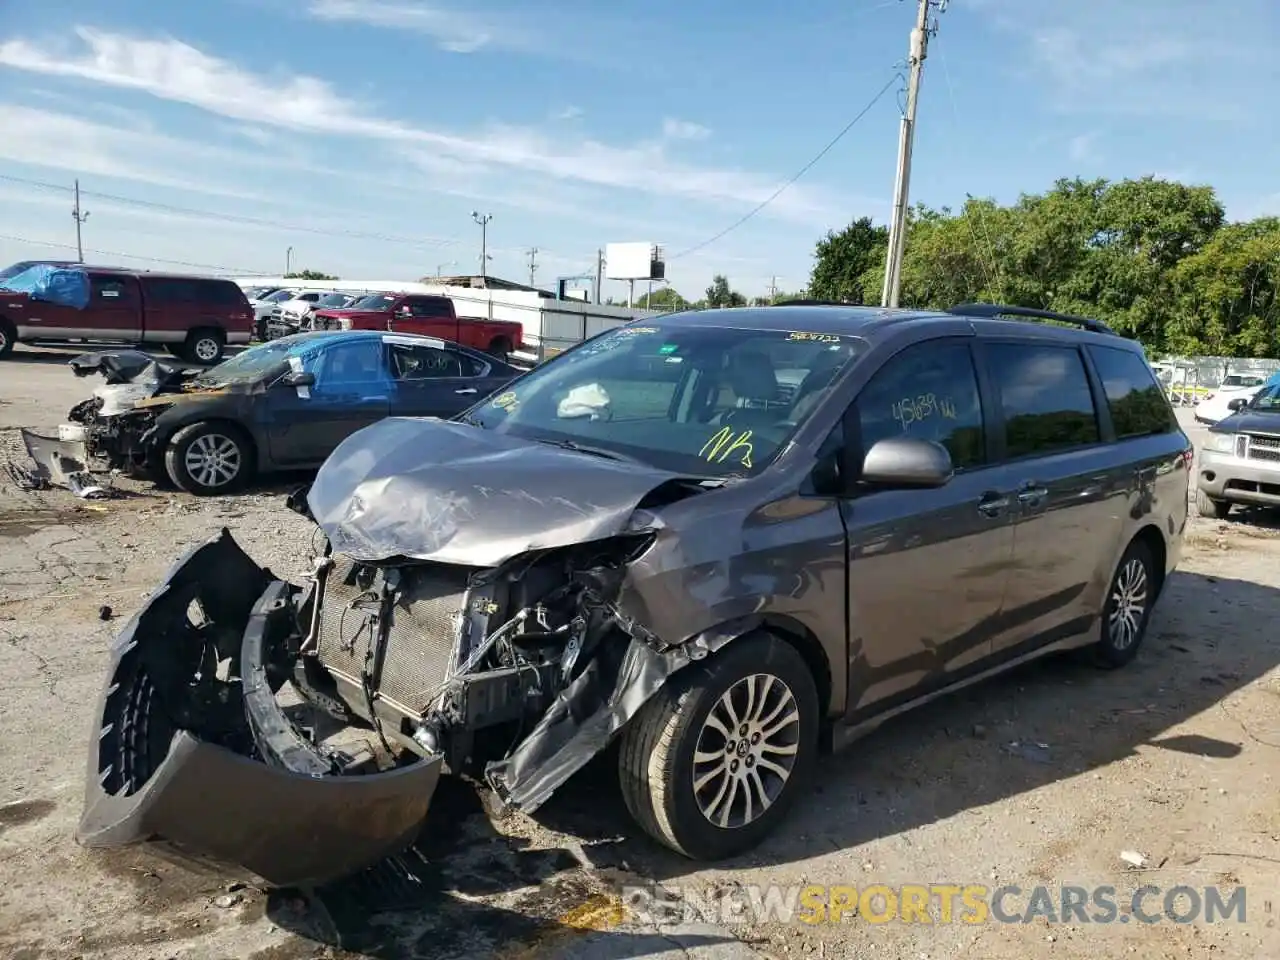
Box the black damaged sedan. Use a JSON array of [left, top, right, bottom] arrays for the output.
[[64, 330, 521, 494]]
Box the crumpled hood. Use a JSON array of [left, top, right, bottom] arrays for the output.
[[307, 417, 680, 566], [1214, 411, 1280, 436], [69, 350, 191, 388]]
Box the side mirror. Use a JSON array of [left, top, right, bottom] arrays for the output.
[[398, 305, 412, 316], [860, 436, 954, 488], [1227, 397, 1248, 412], [281, 370, 316, 388]]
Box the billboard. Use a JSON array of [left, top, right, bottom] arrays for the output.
[[605, 242, 663, 281]]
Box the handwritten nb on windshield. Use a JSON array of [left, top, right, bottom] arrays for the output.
[[893, 393, 957, 428], [700, 427, 754, 468]]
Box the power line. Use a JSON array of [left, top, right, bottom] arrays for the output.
[[669, 72, 901, 261], [0, 232, 268, 274], [0, 173, 464, 251]]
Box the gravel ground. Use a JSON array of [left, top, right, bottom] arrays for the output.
[[2, 343, 1280, 960]]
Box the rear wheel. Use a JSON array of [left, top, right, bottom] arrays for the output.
[[1092, 539, 1158, 669], [184, 328, 225, 365], [1195, 488, 1231, 520], [487, 336, 513, 359], [618, 631, 819, 860], [0, 318, 15, 358], [164, 422, 254, 495]]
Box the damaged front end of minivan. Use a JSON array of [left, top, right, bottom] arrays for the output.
[[77, 417, 744, 888]]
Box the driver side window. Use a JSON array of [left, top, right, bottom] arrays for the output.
[[856, 339, 986, 470]]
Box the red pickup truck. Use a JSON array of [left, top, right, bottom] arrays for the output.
[[0, 264, 253, 364], [313, 292, 524, 357]]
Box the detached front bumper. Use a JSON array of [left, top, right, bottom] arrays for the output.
[[76, 530, 443, 888]]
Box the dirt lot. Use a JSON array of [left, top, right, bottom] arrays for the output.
[[3, 343, 1280, 960]]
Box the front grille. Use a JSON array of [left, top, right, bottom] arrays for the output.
[[1246, 434, 1280, 463], [315, 557, 469, 715]]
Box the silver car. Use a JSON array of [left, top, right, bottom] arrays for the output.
[[1196, 383, 1280, 518]]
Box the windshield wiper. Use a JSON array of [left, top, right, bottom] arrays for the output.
[[535, 437, 636, 462]]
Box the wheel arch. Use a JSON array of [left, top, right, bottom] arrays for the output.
[[1128, 523, 1168, 598]]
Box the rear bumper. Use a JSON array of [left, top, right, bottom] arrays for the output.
[[76, 530, 443, 888]]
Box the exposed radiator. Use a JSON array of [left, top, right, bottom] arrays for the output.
[[315, 556, 470, 715]]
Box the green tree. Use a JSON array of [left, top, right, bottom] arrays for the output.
[[636, 286, 690, 311], [285, 269, 339, 280], [1170, 217, 1280, 356], [704, 274, 746, 308], [810, 216, 889, 304]]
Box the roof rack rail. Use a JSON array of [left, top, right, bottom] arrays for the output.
[[772, 298, 854, 307], [948, 302, 1118, 336]]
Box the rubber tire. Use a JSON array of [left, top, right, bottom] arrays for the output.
[[1195, 488, 1231, 520], [487, 336, 513, 359], [618, 631, 820, 861], [0, 318, 15, 358], [184, 328, 225, 365], [163, 421, 254, 495], [1092, 539, 1158, 669]]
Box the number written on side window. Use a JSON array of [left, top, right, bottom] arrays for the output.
[[1086, 345, 1177, 438], [857, 340, 985, 469], [986, 343, 1100, 458]]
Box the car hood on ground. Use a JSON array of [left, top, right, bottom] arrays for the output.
[[1212, 411, 1280, 436], [306, 417, 684, 566]]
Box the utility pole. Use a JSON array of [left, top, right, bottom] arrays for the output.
[[881, 0, 946, 308], [768, 276, 778, 300], [471, 211, 493, 279], [527, 247, 539, 286], [71, 179, 89, 263], [595, 248, 604, 304]]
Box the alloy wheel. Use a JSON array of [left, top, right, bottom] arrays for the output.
[[183, 434, 241, 489], [692, 673, 801, 829], [1108, 557, 1149, 651]]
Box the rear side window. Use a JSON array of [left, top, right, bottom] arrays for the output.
[[405, 297, 453, 318], [1087, 345, 1178, 438], [986, 343, 1100, 458], [90, 275, 130, 302], [857, 339, 986, 470]]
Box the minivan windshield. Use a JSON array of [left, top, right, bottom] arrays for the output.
[[264, 289, 296, 303], [462, 321, 864, 477], [317, 293, 351, 307]]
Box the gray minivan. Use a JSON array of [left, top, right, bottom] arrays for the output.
[[78, 303, 1192, 887]]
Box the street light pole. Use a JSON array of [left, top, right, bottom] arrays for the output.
[[471, 212, 493, 279], [286, 246, 293, 276]]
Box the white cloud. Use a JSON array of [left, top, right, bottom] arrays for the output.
[[0, 28, 848, 225], [662, 118, 711, 141], [552, 105, 583, 121], [306, 0, 506, 54], [0, 103, 271, 202]]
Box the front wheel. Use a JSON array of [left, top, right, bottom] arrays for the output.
[[618, 631, 819, 860], [164, 422, 253, 495], [0, 318, 16, 358], [1093, 539, 1158, 669], [1195, 488, 1231, 519]]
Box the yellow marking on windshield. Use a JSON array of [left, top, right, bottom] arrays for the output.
[[787, 331, 842, 343], [491, 391, 519, 410], [700, 426, 754, 468], [892, 393, 957, 427]]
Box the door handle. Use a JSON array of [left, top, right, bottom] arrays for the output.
[[454, 388, 477, 395], [977, 493, 1010, 517], [1017, 484, 1049, 505]]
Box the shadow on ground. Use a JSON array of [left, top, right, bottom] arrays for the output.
[[263, 567, 1280, 958]]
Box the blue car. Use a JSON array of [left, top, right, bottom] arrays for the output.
[[63, 330, 522, 494]]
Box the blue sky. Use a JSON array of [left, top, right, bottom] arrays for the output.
[[0, 0, 1275, 302]]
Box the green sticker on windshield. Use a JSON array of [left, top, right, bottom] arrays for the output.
[[659, 343, 679, 354]]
